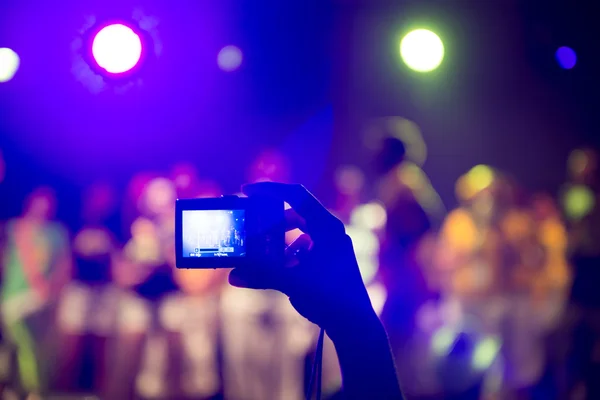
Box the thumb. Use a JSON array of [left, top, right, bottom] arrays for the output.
[[229, 234, 312, 293], [228, 267, 271, 290], [228, 265, 293, 294], [228, 268, 253, 288]]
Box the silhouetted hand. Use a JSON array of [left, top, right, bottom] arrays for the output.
[[229, 182, 403, 399], [228, 182, 377, 335]]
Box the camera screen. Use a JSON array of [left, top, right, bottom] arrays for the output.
[[182, 210, 246, 258]]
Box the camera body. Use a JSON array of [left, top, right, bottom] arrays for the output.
[[175, 195, 285, 269]]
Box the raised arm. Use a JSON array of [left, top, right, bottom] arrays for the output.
[[229, 182, 403, 399]]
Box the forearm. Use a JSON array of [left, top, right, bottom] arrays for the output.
[[327, 312, 403, 400]]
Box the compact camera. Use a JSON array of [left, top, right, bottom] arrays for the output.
[[175, 195, 285, 269]]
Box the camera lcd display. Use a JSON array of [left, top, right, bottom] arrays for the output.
[[176, 196, 284, 269], [182, 209, 246, 258]]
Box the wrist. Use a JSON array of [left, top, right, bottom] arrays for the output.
[[326, 309, 402, 399], [325, 308, 384, 344]]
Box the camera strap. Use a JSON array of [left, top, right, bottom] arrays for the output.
[[306, 327, 325, 400]]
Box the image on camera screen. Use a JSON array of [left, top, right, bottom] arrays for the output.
[[182, 210, 246, 258]]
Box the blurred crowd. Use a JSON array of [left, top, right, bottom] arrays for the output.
[[0, 125, 600, 400], [0, 149, 336, 400]]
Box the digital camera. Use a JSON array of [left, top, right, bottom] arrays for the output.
[[175, 195, 285, 269]]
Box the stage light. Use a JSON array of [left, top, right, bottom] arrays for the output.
[[217, 45, 243, 72], [400, 29, 444, 72], [0, 48, 20, 83], [556, 46, 576, 70], [92, 24, 142, 74]]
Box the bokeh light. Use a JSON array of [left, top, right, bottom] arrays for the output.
[[92, 24, 143, 74], [556, 46, 577, 70], [144, 178, 176, 216], [345, 225, 380, 284], [563, 185, 595, 220], [431, 326, 457, 356], [350, 202, 387, 231], [357, 256, 378, 285], [539, 219, 568, 251], [367, 283, 387, 316], [0, 47, 20, 83], [456, 165, 496, 201], [400, 29, 444, 72], [501, 210, 535, 242], [248, 149, 291, 183], [472, 336, 501, 370], [217, 45, 243, 72], [345, 226, 379, 256], [334, 165, 365, 195], [125, 217, 162, 265], [440, 209, 478, 253]]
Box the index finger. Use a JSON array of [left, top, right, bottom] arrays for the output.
[[242, 182, 345, 241]]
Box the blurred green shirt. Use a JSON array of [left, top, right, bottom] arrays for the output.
[[1, 219, 69, 302]]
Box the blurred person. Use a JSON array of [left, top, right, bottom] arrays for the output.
[[219, 286, 317, 400], [531, 194, 570, 289], [369, 133, 445, 306], [498, 193, 569, 400], [161, 267, 226, 400], [364, 117, 446, 226], [106, 175, 180, 399], [366, 132, 446, 397], [437, 168, 569, 399], [558, 148, 600, 399], [158, 176, 225, 399], [229, 182, 403, 399], [161, 166, 332, 400], [55, 183, 120, 393], [436, 166, 515, 310], [122, 172, 157, 236], [0, 187, 71, 396], [130, 175, 229, 399], [529, 193, 572, 399]]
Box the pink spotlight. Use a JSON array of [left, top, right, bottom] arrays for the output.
[[92, 23, 142, 74]]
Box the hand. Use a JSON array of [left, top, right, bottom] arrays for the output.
[[229, 182, 377, 335]]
